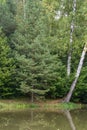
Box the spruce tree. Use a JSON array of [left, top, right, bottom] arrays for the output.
[[12, 0, 63, 100], [0, 29, 15, 98]]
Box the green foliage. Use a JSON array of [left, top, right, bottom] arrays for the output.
[[0, 0, 87, 103], [12, 0, 65, 99], [0, 0, 16, 36], [0, 29, 15, 98], [59, 102, 82, 110], [72, 65, 87, 103]]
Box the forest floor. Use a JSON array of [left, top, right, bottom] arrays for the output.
[[0, 98, 62, 105]]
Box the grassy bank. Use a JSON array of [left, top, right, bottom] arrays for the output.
[[0, 99, 83, 112]]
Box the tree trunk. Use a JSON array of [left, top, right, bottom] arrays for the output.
[[31, 86, 34, 103], [65, 44, 87, 102], [67, 0, 76, 76]]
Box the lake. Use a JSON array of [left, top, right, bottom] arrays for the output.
[[0, 108, 86, 130]]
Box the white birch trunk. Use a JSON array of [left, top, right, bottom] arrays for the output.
[[67, 0, 77, 76], [65, 44, 87, 102]]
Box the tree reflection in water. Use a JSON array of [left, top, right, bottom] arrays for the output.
[[64, 110, 76, 130], [0, 109, 86, 130]]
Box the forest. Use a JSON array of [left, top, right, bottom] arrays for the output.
[[0, 0, 87, 103]]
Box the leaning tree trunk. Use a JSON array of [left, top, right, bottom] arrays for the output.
[[64, 44, 87, 102], [67, 0, 77, 76]]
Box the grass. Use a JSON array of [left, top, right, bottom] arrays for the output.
[[0, 99, 82, 112], [42, 102, 82, 110], [0, 102, 39, 111], [58, 102, 82, 110]]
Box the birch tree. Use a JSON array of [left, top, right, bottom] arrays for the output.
[[67, 0, 77, 76], [64, 43, 87, 102]]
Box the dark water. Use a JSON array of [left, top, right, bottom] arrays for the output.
[[0, 108, 87, 130]]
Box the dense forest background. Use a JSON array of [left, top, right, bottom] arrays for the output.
[[0, 0, 87, 103]]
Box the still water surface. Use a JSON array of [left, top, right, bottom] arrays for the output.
[[0, 108, 87, 130]]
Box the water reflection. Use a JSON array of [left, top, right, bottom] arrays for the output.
[[0, 109, 86, 130], [64, 110, 76, 130]]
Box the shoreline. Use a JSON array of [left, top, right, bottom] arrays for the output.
[[0, 99, 82, 112]]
